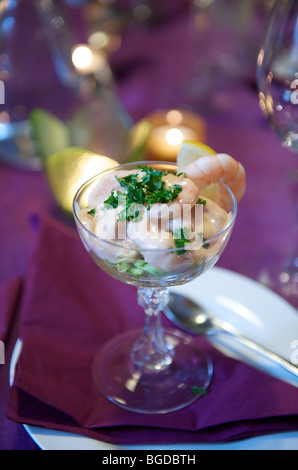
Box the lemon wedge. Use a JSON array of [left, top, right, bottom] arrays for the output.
[[177, 141, 217, 171], [44, 147, 119, 214], [177, 141, 218, 200], [124, 119, 153, 163], [30, 108, 70, 159]]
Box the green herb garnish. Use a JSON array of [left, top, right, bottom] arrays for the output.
[[173, 171, 187, 178], [198, 197, 207, 205], [103, 166, 183, 221], [202, 237, 210, 249], [173, 227, 191, 255], [192, 386, 208, 396], [104, 190, 124, 209], [197, 232, 210, 249], [87, 208, 96, 217], [104, 257, 164, 278], [117, 203, 142, 222]]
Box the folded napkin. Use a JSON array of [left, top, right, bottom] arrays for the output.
[[0, 277, 22, 344], [7, 214, 298, 446]]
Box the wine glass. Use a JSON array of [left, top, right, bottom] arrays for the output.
[[187, 0, 270, 111], [253, 0, 298, 306], [73, 161, 237, 414]]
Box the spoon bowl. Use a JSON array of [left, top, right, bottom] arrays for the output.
[[165, 293, 216, 335], [164, 292, 298, 377]]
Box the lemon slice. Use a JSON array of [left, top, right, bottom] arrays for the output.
[[177, 141, 218, 200], [177, 141, 217, 171], [123, 119, 153, 163], [44, 147, 119, 214], [30, 108, 70, 159]]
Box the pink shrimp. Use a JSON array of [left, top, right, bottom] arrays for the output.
[[149, 173, 200, 220], [183, 153, 246, 204], [88, 169, 142, 208]]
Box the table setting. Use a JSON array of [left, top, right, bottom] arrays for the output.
[[1, 0, 298, 451]]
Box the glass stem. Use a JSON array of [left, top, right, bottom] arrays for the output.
[[130, 287, 174, 374]]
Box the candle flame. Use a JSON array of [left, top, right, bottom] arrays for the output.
[[165, 128, 184, 146], [72, 45, 93, 71]]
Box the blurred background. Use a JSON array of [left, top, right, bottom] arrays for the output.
[[0, 0, 297, 307], [0, 0, 272, 169]]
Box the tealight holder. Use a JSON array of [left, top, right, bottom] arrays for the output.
[[144, 109, 207, 161]]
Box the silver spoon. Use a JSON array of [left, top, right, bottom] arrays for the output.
[[164, 292, 298, 377]]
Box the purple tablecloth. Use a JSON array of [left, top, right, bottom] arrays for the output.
[[0, 3, 297, 450]]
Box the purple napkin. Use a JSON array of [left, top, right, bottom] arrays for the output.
[[0, 277, 22, 344], [7, 214, 298, 445]]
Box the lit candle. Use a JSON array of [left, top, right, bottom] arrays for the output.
[[72, 44, 94, 73], [145, 109, 207, 161], [71, 44, 110, 76]]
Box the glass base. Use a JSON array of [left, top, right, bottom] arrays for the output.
[[243, 250, 298, 309], [92, 328, 213, 414]]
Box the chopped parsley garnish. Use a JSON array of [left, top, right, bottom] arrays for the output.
[[104, 190, 124, 209], [197, 232, 210, 249], [173, 227, 191, 255], [117, 203, 142, 222], [198, 197, 207, 205], [192, 386, 208, 396], [103, 166, 183, 222], [87, 208, 96, 217], [173, 171, 187, 178]]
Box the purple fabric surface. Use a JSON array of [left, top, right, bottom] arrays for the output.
[[5, 214, 298, 445], [0, 277, 39, 450], [0, 278, 22, 344], [0, 3, 297, 450]]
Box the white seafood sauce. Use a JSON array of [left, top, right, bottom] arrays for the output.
[[78, 169, 231, 274]]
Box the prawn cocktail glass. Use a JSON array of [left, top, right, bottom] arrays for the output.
[[73, 153, 245, 414]]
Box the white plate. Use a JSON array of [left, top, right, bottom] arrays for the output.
[[10, 267, 298, 450]]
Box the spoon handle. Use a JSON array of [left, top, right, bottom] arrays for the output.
[[214, 323, 298, 377]]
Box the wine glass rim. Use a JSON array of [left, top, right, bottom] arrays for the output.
[[72, 161, 238, 253]]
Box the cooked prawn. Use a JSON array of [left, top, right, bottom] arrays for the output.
[[149, 173, 200, 220], [183, 153, 246, 204], [127, 211, 195, 272], [88, 169, 143, 208]]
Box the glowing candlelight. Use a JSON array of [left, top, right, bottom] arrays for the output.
[[72, 45, 94, 72], [71, 44, 109, 79], [145, 109, 206, 161]]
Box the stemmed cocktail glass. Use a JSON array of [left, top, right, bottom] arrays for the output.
[[73, 161, 237, 413]]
